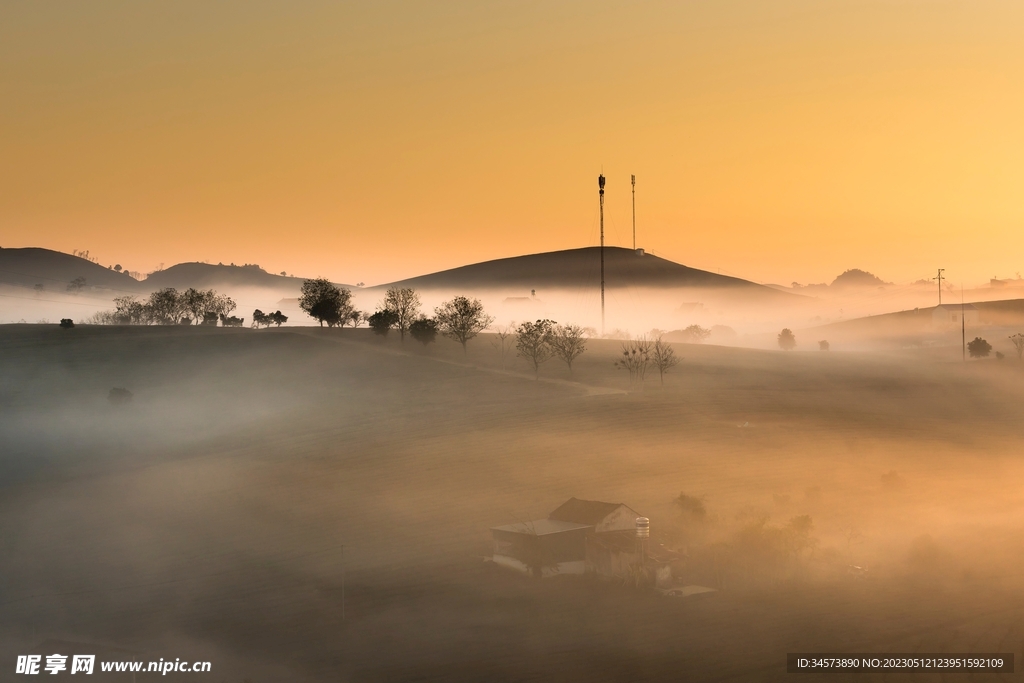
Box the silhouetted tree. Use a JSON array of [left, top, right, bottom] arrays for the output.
[[818, 340, 830, 351], [515, 319, 554, 378], [410, 317, 438, 346], [651, 336, 679, 384], [59, 318, 75, 328], [383, 287, 420, 342], [681, 324, 711, 344], [347, 310, 367, 327], [252, 309, 270, 328], [113, 295, 146, 324], [202, 311, 219, 326], [778, 328, 796, 351], [1009, 333, 1024, 360], [66, 276, 86, 293], [435, 296, 494, 353], [968, 337, 992, 358], [219, 314, 245, 327], [549, 324, 587, 376], [182, 288, 214, 324], [368, 309, 399, 336], [270, 311, 287, 327], [147, 288, 185, 325], [299, 278, 353, 327]]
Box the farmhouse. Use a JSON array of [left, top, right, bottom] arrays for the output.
[[491, 498, 660, 579], [932, 303, 978, 328]]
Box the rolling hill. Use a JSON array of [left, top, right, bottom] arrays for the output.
[[142, 262, 351, 292], [802, 299, 1024, 345], [373, 247, 792, 297], [0, 249, 350, 297], [0, 247, 142, 293]]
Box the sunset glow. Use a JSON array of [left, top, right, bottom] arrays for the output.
[[3, 1, 1022, 285]]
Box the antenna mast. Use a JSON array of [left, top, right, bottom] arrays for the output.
[[961, 285, 966, 362], [631, 174, 636, 251], [599, 174, 606, 335], [934, 268, 945, 306]]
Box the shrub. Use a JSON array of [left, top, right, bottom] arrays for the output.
[[410, 317, 438, 346], [368, 309, 399, 336], [967, 337, 992, 358], [59, 319, 75, 329]]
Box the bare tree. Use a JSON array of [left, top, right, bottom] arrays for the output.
[[383, 287, 421, 342], [615, 335, 651, 387], [1010, 333, 1024, 360], [435, 296, 495, 353], [651, 336, 680, 385], [515, 319, 555, 378], [491, 323, 516, 371], [548, 324, 588, 376]]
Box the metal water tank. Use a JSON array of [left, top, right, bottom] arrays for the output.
[[635, 517, 650, 539]]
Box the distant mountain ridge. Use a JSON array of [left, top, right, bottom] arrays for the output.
[[373, 246, 791, 296], [0, 248, 350, 295], [1, 246, 786, 301]]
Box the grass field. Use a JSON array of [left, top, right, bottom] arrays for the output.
[[2, 324, 1024, 681]]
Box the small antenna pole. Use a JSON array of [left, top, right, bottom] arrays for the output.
[[934, 268, 945, 306], [631, 174, 636, 251], [599, 174, 606, 335], [961, 285, 966, 362]]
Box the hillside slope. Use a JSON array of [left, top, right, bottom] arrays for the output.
[[0, 247, 142, 292], [374, 247, 790, 297], [143, 262, 350, 292]]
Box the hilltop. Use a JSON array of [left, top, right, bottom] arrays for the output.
[[373, 246, 790, 297], [0, 247, 142, 293], [144, 262, 351, 292]]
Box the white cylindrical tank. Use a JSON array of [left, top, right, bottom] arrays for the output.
[[635, 517, 650, 539]]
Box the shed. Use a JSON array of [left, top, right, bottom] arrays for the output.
[[490, 519, 591, 577]]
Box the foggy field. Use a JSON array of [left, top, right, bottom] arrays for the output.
[[3, 324, 1024, 682]]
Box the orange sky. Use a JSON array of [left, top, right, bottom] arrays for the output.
[[2, 1, 1023, 287]]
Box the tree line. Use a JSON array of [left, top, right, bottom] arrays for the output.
[[296, 279, 685, 384], [92, 288, 240, 326]]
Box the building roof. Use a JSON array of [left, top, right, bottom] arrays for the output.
[[549, 498, 626, 525], [491, 519, 592, 536], [935, 303, 977, 311]]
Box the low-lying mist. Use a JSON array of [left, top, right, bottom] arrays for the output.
[[3, 321, 1024, 680]]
